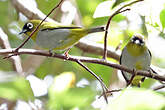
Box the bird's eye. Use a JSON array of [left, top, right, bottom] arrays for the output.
[[27, 23, 33, 29]]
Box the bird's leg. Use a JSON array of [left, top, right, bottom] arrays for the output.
[[48, 49, 53, 56], [48, 49, 59, 57], [126, 68, 137, 87], [64, 48, 71, 59]]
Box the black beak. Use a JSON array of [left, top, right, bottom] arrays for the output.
[[19, 29, 27, 35]]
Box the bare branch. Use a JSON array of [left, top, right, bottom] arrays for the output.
[[103, 8, 130, 59], [99, 89, 122, 98]]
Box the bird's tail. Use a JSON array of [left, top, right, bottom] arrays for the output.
[[87, 27, 105, 34]]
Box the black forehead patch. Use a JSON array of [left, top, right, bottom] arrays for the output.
[[22, 23, 28, 29], [22, 22, 33, 31], [131, 36, 144, 44]]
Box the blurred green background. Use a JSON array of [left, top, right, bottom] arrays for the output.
[[0, 0, 165, 110]]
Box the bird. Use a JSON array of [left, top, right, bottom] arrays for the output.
[[19, 20, 105, 55], [120, 34, 151, 87]]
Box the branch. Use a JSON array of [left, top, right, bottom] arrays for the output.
[[0, 28, 23, 76], [0, 48, 165, 82], [103, 0, 144, 59]]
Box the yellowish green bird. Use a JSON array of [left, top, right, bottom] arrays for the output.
[[19, 20, 105, 52], [120, 34, 151, 87]]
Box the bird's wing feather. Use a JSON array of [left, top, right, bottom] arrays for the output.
[[148, 49, 152, 59], [36, 28, 72, 49], [40, 27, 82, 31], [120, 51, 130, 83]]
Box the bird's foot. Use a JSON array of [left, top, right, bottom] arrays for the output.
[[48, 50, 53, 56], [64, 48, 71, 59], [126, 68, 137, 87]]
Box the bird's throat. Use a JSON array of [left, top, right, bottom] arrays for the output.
[[126, 43, 146, 57], [26, 30, 38, 41]]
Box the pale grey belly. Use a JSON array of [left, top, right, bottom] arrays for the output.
[[120, 47, 151, 80]]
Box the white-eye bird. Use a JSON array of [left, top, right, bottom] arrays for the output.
[[120, 34, 151, 87], [19, 20, 105, 52]]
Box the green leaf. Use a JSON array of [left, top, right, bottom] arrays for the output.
[[112, 0, 130, 8], [0, 76, 34, 101], [86, 63, 113, 86], [47, 72, 96, 110], [76, 0, 101, 26], [106, 88, 165, 110], [160, 9, 165, 30], [112, 14, 126, 22], [159, 31, 165, 38], [36, 0, 59, 15], [48, 87, 96, 110], [35, 57, 79, 79]]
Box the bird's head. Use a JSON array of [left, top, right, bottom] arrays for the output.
[[127, 34, 147, 56], [130, 34, 145, 46], [19, 20, 42, 40]]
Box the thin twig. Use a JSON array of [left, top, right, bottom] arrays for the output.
[[100, 81, 108, 103], [76, 60, 109, 103], [106, 89, 122, 93], [99, 75, 109, 103], [153, 84, 165, 91], [103, 8, 130, 59], [6, 0, 64, 59], [103, 0, 144, 59], [99, 89, 122, 98]]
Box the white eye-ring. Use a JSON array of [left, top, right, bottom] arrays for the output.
[[27, 23, 33, 29]]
